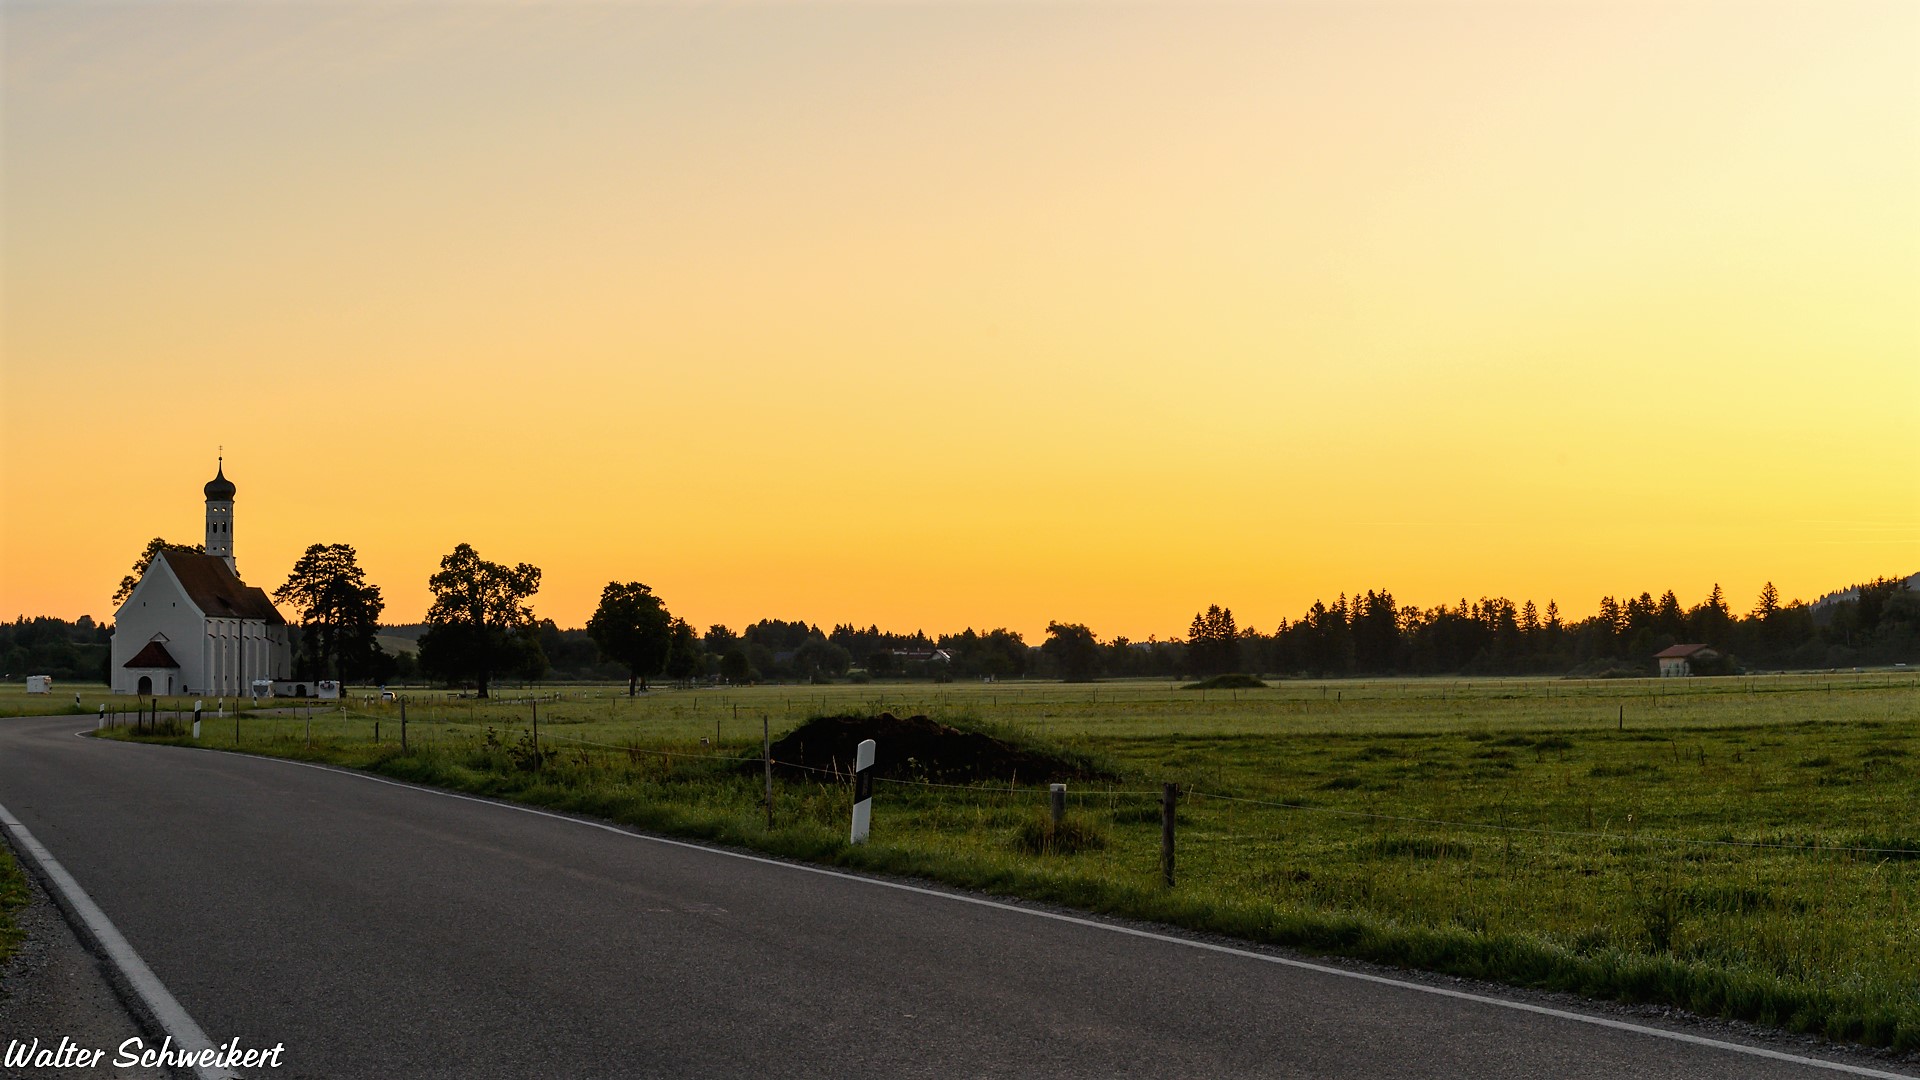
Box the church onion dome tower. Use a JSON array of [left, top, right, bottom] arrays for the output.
[[204, 461, 236, 501], [204, 457, 236, 574]]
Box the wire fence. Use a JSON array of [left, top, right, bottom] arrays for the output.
[[111, 701, 1919, 864], [1181, 789, 1920, 858], [420, 721, 1920, 861]]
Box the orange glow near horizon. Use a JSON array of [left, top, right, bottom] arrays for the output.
[[3, 2, 1915, 642]]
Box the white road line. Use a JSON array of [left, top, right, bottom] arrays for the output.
[[82, 730, 1920, 1080], [0, 798, 238, 1080]]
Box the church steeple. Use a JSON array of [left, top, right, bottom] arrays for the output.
[[204, 456, 236, 574]]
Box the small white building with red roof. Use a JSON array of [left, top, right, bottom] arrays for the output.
[[1655, 643, 1719, 677]]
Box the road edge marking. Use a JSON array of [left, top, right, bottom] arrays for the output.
[[0, 797, 238, 1080], [82, 731, 1920, 1080]]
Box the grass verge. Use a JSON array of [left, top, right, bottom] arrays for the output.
[[0, 838, 28, 978]]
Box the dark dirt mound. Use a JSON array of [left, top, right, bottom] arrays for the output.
[[764, 713, 1114, 784], [1182, 673, 1269, 690]]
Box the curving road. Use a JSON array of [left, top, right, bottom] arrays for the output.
[[0, 713, 1910, 1080]]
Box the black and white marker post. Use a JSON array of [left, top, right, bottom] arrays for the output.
[[850, 738, 876, 844]]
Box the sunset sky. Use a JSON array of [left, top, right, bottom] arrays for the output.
[[3, 1, 1915, 641]]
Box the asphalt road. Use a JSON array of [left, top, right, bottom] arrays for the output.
[[0, 713, 1910, 1079]]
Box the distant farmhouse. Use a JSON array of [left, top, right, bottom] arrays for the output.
[[890, 648, 953, 665], [1655, 643, 1719, 678], [109, 461, 294, 696]]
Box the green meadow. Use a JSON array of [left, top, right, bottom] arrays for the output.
[[36, 672, 1920, 1051]]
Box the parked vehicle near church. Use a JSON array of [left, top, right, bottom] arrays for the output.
[[261, 679, 341, 699]]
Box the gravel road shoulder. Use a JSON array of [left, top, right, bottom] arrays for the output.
[[0, 848, 169, 1080]]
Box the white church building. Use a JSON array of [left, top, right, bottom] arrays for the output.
[[109, 461, 294, 696]]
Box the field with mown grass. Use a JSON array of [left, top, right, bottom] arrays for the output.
[[0, 683, 101, 718], [64, 671, 1920, 1053]]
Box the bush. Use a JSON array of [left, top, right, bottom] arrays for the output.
[[498, 728, 555, 772]]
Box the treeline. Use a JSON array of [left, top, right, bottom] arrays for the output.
[[660, 576, 1916, 683], [1035, 578, 1917, 682], [1244, 577, 1919, 679], [47, 535, 1920, 689], [0, 616, 112, 682], [429, 573, 1917, 685], [380, 619, 1032, 684]]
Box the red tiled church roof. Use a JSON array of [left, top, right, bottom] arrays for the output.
[[158, 551, 285, 623], [123, 641, 180, 668]]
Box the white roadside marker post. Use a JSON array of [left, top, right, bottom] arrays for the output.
[[192, 700, 202, 740], [850, 738, 876, 844]]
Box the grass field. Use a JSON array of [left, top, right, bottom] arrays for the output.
[[20, 671, 1920, 1052]]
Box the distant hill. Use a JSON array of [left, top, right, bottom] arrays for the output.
[[377, 623, 427, 656], [1811, 571, 1919, 609], [375, 635, 417, 657]]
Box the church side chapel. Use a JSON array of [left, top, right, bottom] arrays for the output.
[[109, 461, 294, 696]]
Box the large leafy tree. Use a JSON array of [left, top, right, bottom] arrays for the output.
[[274, 543, 385, 682], [719, 648, 752, 683], [418, 544, 541, 698], [793, 637, 851, 681], [586, 581, 673, 694], [663, 617, 708, 683], [1041, 621, 1103, 682], [111, 538, 205, 606], [704, 624, 739, 656]]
